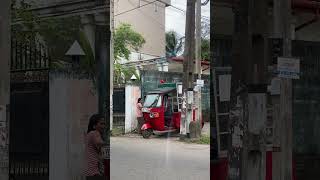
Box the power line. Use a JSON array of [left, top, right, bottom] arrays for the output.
[[115, 0, 158, 16], [163, 1, 210, 21], [114, 0, 210, 21]]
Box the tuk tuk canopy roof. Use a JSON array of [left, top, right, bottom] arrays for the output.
[[147, 87, 176, 94]]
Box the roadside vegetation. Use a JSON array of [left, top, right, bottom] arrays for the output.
[[180, 134, 210, 145]]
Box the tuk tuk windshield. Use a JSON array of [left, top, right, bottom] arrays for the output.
[[143, 94, 162, 108]]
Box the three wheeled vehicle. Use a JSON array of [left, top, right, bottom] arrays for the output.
[[141, 83, 203, 138]]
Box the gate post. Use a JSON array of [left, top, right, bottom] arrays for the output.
[[0, 0, 11, 179]]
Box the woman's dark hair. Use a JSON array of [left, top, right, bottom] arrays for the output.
[[138, 98, 142, 103], [87, 114, 104, 133]]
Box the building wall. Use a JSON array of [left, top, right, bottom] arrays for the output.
[[114, 0, 168, 59], [212, 4, 234, 36], [49, 73, 98, 180], [213, 3, 320, 42]]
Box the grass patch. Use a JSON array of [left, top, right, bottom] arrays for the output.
[[111, 127, 124, 136], [198, 134, 210, 144], [180, 134, 210, 144]]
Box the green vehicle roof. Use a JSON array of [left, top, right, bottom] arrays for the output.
[[158, 83, 176, 88], [147, 87, 176, 94]]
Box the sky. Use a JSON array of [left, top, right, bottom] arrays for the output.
[[165, 0, 210, 37]]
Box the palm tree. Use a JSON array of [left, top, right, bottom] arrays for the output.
[[165, 31, 184, 58]]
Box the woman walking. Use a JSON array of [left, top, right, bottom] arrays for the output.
[[84, 114, 106, 179]]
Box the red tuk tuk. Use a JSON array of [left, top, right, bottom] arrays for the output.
[[140, 83, 203, 138]]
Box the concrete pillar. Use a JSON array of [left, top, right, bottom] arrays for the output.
[[0, 1, 10, 179], [94, 14, 111, 178], [81, 14, 96, 53], [110, 0, 114, 131]]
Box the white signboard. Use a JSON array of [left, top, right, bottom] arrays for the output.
[[196, 79, 204, 87], [248, 93, 266, 134], [277, 57, 300, 79], [187, 91, 193, 104], [219, 75, 231, 102], [178, 85, 183, 94]]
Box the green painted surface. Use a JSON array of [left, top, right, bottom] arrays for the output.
[[158, 83, 176, 88]]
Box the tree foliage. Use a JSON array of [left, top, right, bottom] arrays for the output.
[[12, 2, 146, 85], [201, 20, 210, 60], [113, 23, 146, 84], [165, 31, 184, 58], [201, 38, 210, 60], [165, 24, 210, 61], [114, 23, 145, 60], [12, 0, 82, 63], [201, 20, 210, 40], [11, 0, 97, 85]]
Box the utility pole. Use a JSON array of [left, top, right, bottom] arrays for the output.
[[273, 0, 292, 180], [110, 0, 114, 133], [181, 0, 196, 138], [195, 0, 202, 137], [0, 0, 10, 180], [232, 0, 269, 179], [95, 9, 110, 177], [272, 0, 282, 179]]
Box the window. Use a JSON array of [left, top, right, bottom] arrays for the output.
[[143, 94, 162, 108]]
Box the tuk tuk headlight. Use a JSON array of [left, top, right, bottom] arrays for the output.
[[150, 112, 159, 118], [150, 113, 154, 118]]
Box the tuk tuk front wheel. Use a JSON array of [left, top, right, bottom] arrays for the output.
[[142, 129, 153, 139]]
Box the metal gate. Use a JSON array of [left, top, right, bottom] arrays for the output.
[[9, 38, 50, 180], [113, 87, 126, 131], [292, 40, 320, 180]]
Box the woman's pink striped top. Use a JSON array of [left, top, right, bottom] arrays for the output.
[[84, 130, 103, 176]]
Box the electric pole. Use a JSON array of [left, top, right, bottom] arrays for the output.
[[279, 0, 293, 179], [181, 0, 196, 138], [232, 0, 269, 179], [0, 0, 11, 179], [110, 0, 114, 133], [272, 0, 282, 179], [195, 0, 202, 137]]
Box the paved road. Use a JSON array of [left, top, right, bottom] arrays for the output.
[[111, 136, 210, 180]]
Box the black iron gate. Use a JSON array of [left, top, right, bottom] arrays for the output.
[[292, 40, 320, 180], [9, 39, 50, 180]]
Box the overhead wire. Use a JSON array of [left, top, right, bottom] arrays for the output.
[[114, 0, 210, 21], [165, 1, 210, 21], [115, 0, 158, 16]]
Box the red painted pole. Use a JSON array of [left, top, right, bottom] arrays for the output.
[[266, 151, 273, 180], [211, 158, 228, 180]]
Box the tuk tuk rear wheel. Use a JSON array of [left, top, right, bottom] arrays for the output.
[[142, 129, 152, 139]]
